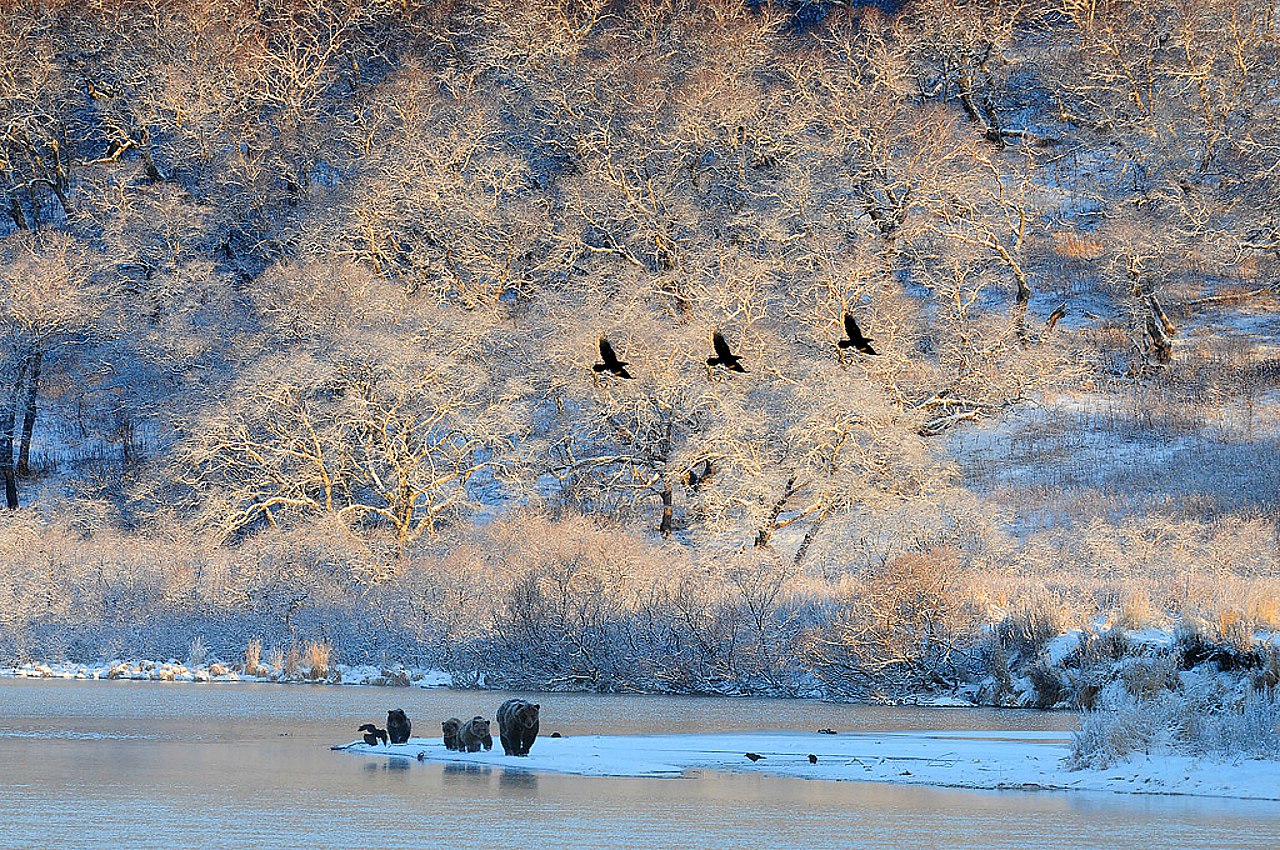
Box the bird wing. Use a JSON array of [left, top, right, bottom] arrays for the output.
[[599, 337, 618, 364], [844, 313, 857, 339], [712, 332, 732, 358]]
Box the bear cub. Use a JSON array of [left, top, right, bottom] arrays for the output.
[[496, 699, 540, 756], [457, 716, 493, 753], [442, 717, 462, 751]]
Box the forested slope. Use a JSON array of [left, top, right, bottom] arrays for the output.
[[1, 0, 1278, 699]]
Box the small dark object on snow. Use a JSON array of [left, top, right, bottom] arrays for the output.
[[817, 728, 837, 735], [416, 751, 426, 761], [358, 723, 388, 746], [387, 709, 411, 744], [550, 731, 563, 738], [593, 337, 634, 379], [745, 752, 765, 762], [706, 332, 747, 373], [808, 754, 818, 764], [837, 313, 878, 356]]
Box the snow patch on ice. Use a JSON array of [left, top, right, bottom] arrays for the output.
[[336, 729, 1280, 801]]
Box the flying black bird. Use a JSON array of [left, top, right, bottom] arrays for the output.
[[707, 332, 747, 373], [358, 723, 388, 746], [817, 728, 837, 735], [808, 754, 819, 764], [837, 313, 878, 356], [745, 752, 766, 762], [593, 337, 634, 379]]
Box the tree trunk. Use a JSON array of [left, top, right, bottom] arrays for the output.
[[1012, 298, 1029, 346], [1148, 294, 1176, 338], [1044, 301, 1067, 336], [755, 475, 797, 549], [659, 482, 673, 538], [957, 72, 982, 123], [2, 359, 27, 510], [793, 507, 830, 569], [1146, 314, 1173, 365], [7, 194, 27, 230], [18, 348, 41, 477]]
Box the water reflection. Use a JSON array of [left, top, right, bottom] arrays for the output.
[[442, 762, 493, 787], [361, 759, 415, 776], [498, 768, 538, 795]]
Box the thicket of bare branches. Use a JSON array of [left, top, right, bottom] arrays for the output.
[[0, 0, 1277, 696]]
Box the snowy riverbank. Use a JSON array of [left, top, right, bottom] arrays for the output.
[[1, 660, 455, 688], [337, 729, 1280, 802]]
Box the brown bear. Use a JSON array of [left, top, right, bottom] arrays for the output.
[[387, 709, 411, 744], [442, 717, 462, 751], [457, 716, 492, 753], [496, 699, 540, 756]]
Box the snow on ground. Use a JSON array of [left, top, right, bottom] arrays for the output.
[[337, 729, 1280, 802], [0, 660, 454, 688]]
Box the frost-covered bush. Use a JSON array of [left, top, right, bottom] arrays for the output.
[[1191, 691, 1280, 760], [1070, 682, 1280, 770], [1120, 654, 1178, 700], [1069, 689, 1170, 769], [1027, 661, 1069, 709]]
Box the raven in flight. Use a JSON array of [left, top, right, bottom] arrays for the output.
[[706, 332, 747, 373], [837, 313, 878, 356], [593, 337, 634, 379]]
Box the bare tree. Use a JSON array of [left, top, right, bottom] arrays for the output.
[[0, 232, 97, 504]]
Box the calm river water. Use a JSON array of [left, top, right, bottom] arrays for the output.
[[1, 679, 1277, 849]]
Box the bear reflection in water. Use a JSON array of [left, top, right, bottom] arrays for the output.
[[499, 768, 538, 794], [442, 762, 492, 786]]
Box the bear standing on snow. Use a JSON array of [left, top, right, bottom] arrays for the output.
[[442, 717, 461, 751], [386, 709, 411, 744], [496, 699, 540, 756], [457, 716, 493, 752]]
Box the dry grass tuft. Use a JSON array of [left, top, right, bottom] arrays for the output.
[[303, 640, 332, 681], [243, 637, 264, 677]]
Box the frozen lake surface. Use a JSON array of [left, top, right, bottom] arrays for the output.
[[2, 679, 1277, 849]]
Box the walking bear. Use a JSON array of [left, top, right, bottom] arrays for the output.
[[387, 709, 411, 745], [497, 699, 540, 756], [442, 717, 462, 751], [457, 716, 493, 753]]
